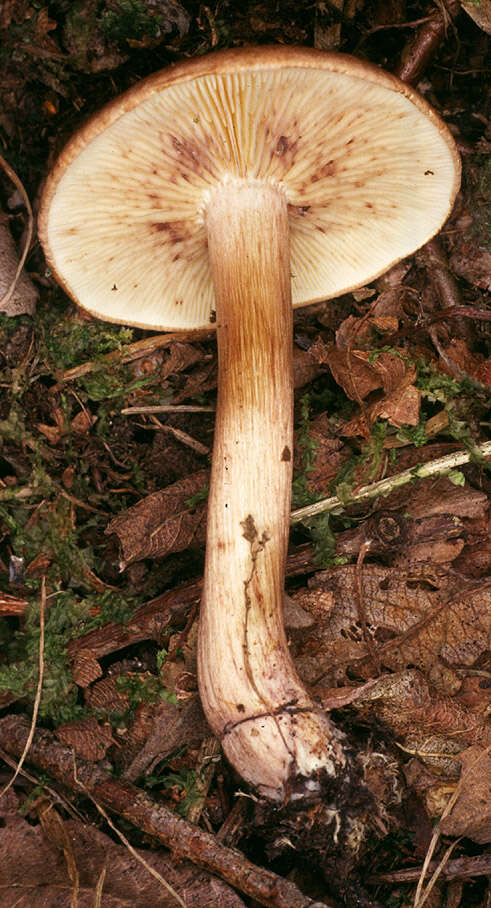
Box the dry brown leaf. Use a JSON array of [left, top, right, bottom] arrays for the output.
[[171, 360, 218, 403], [71, 408, 95, 435], [36, 796, 78, 893], [106, 469, 209, 567], [473, 358, 491, 387], [292, 344, 326, 387], [122, 695, 208, 782], [319, 345, 383, 400], [55, 717, 114, 761], [438, 337, 487, 379], [457, 676, 491, 729], [393, 538, 465, 567], [343, 669, 491, 752], [335, 313, 399, 349], [375, 381, 421, 427], [294, 411, 350, 496], [460, 0, 491, 33], [440, 745, 491, 843], [160, 341, 203, 380], [114, 701, 156, 773], [0, 789, 244, 907], [292, 565, 491, 685]]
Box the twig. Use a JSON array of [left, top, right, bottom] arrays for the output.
[[147, 414, 209, 455], [422, 306, 491, 325], [0, 715, 333, 908], [0, 153, 34, 310], [0, 577, 45, 797], [53, 332, 212, 389], [73, 761, 186, 908], [369, 854, 491, 884], [290, 440, 491, 523], [354, 541, 380, 675], [414, 837, 461, 908], [122, 405, 215, 415]]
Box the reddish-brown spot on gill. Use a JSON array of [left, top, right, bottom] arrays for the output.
[[151, 220, 188, 243]]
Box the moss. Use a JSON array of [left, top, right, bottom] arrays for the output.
[[0, 590, 138, 723], [291, 394, 320, 509]]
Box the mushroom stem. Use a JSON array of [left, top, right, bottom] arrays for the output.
[[199, 181, 345, 801]]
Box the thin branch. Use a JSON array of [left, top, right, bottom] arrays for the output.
[[53, 331, 211, 389], [370, 854, 491, 884], [122, 405, 215, 415], [74, 766, 187, 908], [0, 715, 333, 908], [290, 441, 491, 524]]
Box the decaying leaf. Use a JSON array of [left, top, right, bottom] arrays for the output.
[[294, 411, 350, 496], [160, 340, 203, 379], [62, 0, 191, 73], [0, 789, 244, 907], [55, 717, 114, 761], [106, 469, 209, 567], [292, 565, 491, 684], [122, 695, 208, 782], [440, 745, 491, 843], [343, 668, 491, 753]]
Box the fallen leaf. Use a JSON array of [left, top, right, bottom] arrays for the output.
[[106, 469, 209, 567], [84, 676, 130, 713], [71, 408, 95, 434], [460, 0, 491, 35], [342, 668, 491, 752], [292, 565, 491, 685], [55, 717, 114, 761], [375, 381, 421, 427], [0, 789, 244, 907], [440, 745, 491, 843], [122, 696, 208, 782], [335, 313, 399, 350], [294, 411, 350, 496], [319, 345, 382, 399], [160, 341, 203, 380]]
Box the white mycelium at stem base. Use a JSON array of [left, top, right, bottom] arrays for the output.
[[198, 181, 346, 800]]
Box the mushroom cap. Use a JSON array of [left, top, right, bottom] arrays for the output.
[[39, 46, 460, 331]]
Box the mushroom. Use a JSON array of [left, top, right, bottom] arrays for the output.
[[39, 46, 460, 802]]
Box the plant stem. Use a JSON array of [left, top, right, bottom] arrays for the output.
[[291, 440, 491, 524]]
